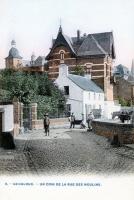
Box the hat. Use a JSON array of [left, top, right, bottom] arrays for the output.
[[44, 113, 48, 116]]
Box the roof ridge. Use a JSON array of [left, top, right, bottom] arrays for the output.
[[90, 35, 107, 54], [68, 74, 103, 93], [61, 33, 76, 54]]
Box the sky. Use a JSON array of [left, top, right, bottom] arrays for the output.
[[0, 0, 134, 69]]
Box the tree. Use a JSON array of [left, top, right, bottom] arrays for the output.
[[118, 97, 131, 106], [0, 69, 66, 118], [73, 65, 85, 76]]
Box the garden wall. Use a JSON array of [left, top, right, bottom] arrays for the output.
[[92, 120, 134, 144]]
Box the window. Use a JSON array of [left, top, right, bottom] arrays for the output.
[[86, 63, 92, 74], [60, 51, 64, 60], [64, 86, 69, 95]]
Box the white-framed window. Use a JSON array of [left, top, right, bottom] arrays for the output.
[[59, 50, 65, 61], [60, 51, 64, 60]]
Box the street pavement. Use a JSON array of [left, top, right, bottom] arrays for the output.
[[0, 127, 134, 176]]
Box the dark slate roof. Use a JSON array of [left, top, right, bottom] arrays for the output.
[[89, 32, 115, 57], [46, 31, 76, 59], [68, 74, 103, 93], [77, 35, 107, 57], [46, 29, 115, 59], [6, 47, 22, 59]]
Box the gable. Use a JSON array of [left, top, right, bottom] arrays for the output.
[[46, 31, 76, 60]]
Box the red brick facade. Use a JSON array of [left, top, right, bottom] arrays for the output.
[[46, 28, 115, 100]]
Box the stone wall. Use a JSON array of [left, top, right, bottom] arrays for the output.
[[113, 77, 132, 101], [32, 118, 69, 129], [92, 120, 134, 144]]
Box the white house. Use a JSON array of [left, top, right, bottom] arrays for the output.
[[55, 63, 105, 123], [0, 104, 14, 133]]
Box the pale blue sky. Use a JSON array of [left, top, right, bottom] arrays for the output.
[[0, 0, 134, 68]]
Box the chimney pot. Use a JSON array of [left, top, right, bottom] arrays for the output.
[[77, 30, 80, 41]]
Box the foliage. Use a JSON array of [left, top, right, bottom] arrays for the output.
[[0, 69, 66, 118], [73, 65, 85, 76], [118, 97, 131, 107]]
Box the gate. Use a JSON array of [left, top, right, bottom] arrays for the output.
[[23, 105, 32, 130]]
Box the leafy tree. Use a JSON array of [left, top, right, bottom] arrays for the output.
[[0, 69, 66, 118], [118, 97, 131, 106], [73, 65, 85, 76]]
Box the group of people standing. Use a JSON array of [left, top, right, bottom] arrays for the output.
[[67, 112, 94, 130], [43, 112, 95, 135]]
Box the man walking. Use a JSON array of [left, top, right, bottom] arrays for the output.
[[43, 113, 50, 136], [70, 113, 75, 128]]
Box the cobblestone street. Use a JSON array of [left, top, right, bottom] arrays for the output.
[[0, 128, 134, 176]]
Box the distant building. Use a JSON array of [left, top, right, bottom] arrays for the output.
[[113, 64, 130, 80], [46, 26, 116, 101], [113, 62, 134, 103], [5, 40, 23, 69], [5, 40, 48, 73]]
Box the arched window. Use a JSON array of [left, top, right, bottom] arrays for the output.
[[60, 51, 64, 60]]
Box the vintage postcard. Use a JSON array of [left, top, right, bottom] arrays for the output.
[[0, 0, 134, 199]]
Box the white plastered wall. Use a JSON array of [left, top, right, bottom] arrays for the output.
[[0, 105, 14, 132]]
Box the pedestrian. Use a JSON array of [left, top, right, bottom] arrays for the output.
[[70, 113, 75, 128], [87, 112, 94, 131], [119, 111, 125, 123], [43, 113, 50, 136]]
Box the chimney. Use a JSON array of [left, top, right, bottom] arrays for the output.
[[77, 30, 80, 41], [59, 63, 68, 77], [85, 73, 91, 80]]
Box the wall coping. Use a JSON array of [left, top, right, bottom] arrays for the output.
[[93, 119, 134, 128]]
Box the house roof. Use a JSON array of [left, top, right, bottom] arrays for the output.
[[46, 28, 115, 59], [113, 64, 130, 78], [77, 34, 107, 57], [46, 30, 76, 59], [68, 74, 103, 93]]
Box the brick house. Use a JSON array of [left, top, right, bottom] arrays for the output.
[[46, 26, 116, 101]]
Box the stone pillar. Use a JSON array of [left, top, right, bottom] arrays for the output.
[[13, 101, 23, 136], [31, 103, 37, 129]]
